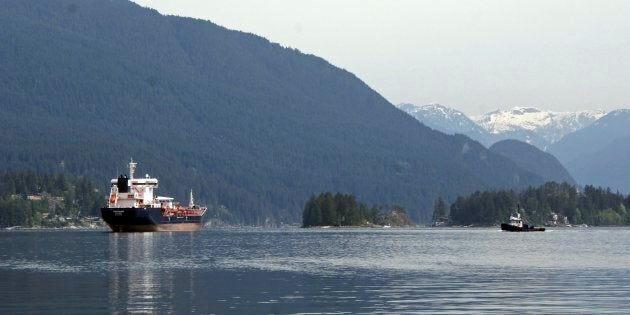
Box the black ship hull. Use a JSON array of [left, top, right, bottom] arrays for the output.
[[501, 223, 545, 232], [101, 207, 203, 232]]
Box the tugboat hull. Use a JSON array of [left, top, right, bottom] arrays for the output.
[[501, 223, 545, 232], [101, 207, 203, 232]]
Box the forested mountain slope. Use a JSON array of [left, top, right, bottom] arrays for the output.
[[0, 0, 544, 223], [490, 140, 576, 185]]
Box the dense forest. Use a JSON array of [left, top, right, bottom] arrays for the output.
[[302, 192, 413, 227], [0, 0, 549, 225], [448, 182, 630, 226], [0, 172, 103, 227]]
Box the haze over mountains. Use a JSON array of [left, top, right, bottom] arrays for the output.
[[399, 103, 630, 193], [0, 0, 551, 224], [549, 109, 630, 193]]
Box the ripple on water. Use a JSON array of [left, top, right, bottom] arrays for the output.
[[0, 228, 629, 314]]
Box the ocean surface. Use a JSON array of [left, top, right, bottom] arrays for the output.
[[1, 227, 629, 314]]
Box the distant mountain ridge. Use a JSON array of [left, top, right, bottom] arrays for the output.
[[549, 109, 630, 192], [474, 107, 605, 149], [550, 109, 630, 164], [396, 103, 492, 145], [399, 103, 630, 193], [398, 103, 606, 150]]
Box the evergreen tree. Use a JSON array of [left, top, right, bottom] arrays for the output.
[[432, 197, 447, 222]]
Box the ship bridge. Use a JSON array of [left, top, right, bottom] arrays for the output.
[[107, 159, 161, 208]]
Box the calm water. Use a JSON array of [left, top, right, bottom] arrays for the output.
[[1, 227, 629, 314]]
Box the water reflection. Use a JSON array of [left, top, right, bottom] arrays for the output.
[[106, 233, 196, 314]]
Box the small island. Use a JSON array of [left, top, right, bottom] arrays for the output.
[[302, 192, 413, 228]]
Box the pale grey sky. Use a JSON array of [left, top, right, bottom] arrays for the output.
[[132, 0, 629, 115]]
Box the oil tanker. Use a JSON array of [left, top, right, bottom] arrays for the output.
[[101, 160, 206, 232]]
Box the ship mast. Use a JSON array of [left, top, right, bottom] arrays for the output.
[[189, 189, 194, 208], [129, 158, 137, 180]]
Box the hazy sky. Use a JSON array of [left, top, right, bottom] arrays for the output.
[[132, 0, 629, 115]]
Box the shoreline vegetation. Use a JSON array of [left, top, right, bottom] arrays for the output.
[[302, 192, 413, 228], [0, 172, 103, 229], [445, 182, 630, 227], [2, 171, 630, 230]]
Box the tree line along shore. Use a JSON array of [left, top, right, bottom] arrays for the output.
[[2, 172, 629, 228]]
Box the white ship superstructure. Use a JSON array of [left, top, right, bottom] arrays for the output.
[[107, 159, 163, 209]]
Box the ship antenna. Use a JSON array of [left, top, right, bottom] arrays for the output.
[[189, 189, 194, 208], [129, 158, 137, 180]]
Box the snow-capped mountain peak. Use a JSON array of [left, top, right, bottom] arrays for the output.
[[397, 103, 491, 145], [398, 103, 466, 120], [398, 103, 608, 150], [473, 107, 606, 144]]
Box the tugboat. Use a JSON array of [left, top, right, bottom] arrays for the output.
[[101, 159, 206, 232], [501, 212, 545, 232]]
